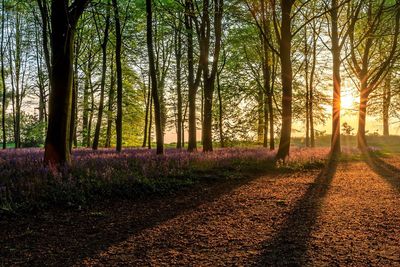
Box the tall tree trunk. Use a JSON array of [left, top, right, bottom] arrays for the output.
[[87, 71, 95, 147], [13, 13, 21, 148], [148, 96, 152, 149], [260, 0, 273, 150], [146, 0, 164, 154], [330, 0, 341, 157], [1, 0, 6, 149], [93, 3, 111, 150], [82, 59, 90, 147], [112, 0, 123, 152], [263, 91, 269, 148], [382, 72, 391, 136], [268, 52, 276, 150], [310, 22, 317, 148], [142, 79, 150, 147], [257, 88, 264, 143], [357, 81, 368, 149], [174, 16, 183, 149], [217, 69, 224, 147], [185, 0, 200, 152], [70, 73, 77, 151], [105, 53, 115, 148], [304, 28, 310, 147], [276, 0, 294, 161], [44, 0, 89, 164], [69, 36, 80, 151], [201, 0, 223, 152]]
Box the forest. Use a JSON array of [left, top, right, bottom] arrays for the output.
[[1, 0, 400, 265]]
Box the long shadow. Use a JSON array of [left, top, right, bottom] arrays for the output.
[[255, 157, 338, 266], [0, 171, 264, 266], [363, 151, 400, 192]]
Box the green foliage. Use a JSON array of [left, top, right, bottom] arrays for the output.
[[20, 115, 46, 147]]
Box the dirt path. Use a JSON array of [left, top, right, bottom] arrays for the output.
[[1, 155, 400, 266]]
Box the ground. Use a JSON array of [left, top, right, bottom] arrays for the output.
[[1, 154, 400, 266]]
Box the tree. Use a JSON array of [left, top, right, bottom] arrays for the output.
[[348, 0, 399, 149], [199, 0, 224, 152], [275, 0, 295, 161], [1, 0, 7, 149], [174, 11, 183, 149], [185, 0, 201, 152], [44, 0, 90, 164], [146, 0, 164, 154], [112, 0, 123, 152], [382, 71, 392, 136], [92, 0, 111, 150]]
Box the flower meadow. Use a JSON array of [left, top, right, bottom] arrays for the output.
[[0, 147, 329, 212]]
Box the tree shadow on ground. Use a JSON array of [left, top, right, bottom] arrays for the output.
[[0, 171, 265, 266], [255, 157, 338, 266], [363, 151, 400, 192]]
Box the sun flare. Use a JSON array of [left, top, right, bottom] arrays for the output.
[[341, 93, 357, 109]]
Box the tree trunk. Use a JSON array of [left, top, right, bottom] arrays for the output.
[[185, 0, 199, 152], [357, 85, 368, 149], [330, 0, 341, 157], [174, 16, 183, 149], [148, 96, 152, 149], [82, 59, 90, 147], [257, 88, 264, 143], [142, 79, 150, 147], [310, 22, 317, 148], [70, 72, 77, 151], [44, 0, 89, 164], [112, 0, 123, 152], [1, 0, 6, 149], [201, 0, 223, 152], [263, 90, 269, 148], [276, 0, 294, 161], [105, 53, 115, 148], [217, 69, 224, 148], [382, 72, 391, 136], [93, 4, 111, 150], [202, 79, 214, 152], [146, 0, 164, 154], [304, 28, 310, 147]]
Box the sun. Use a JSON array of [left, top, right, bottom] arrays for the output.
[[341, 93, 357, 109]]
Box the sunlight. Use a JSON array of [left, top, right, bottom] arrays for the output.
[[341, 93, 357, 109]]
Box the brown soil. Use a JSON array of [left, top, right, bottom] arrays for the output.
[[1, 155, 400, 266]]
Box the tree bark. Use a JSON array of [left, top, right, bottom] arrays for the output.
[[257, 88, 264, 143], [330, 0, 341, 157], [82, 58, 91, 147], [217, 69, 224, 148], [112, 0, 123, 152], [304, 28, 310, 147], [1, 0, 6, 149], [93, 3, 111, 150], [382, 72, 391, 136], [174, 15, 183, 149], [201, 0, 223, 152], [142, 79, 150, 147], [185, 0, 200, 152], [276, 0, 294, 161], [44, 0, 90, 164], [105, 52, 115, 147], [146, 0, 164, 154]]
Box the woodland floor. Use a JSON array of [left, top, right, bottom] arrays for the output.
[[1, 153, 400, 266]]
